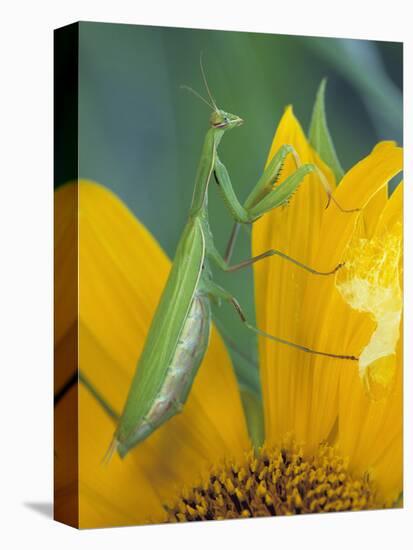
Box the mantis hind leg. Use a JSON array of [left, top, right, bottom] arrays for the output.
[[204, 279, 358, 362]]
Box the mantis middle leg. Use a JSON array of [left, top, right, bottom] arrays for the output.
[[203, 279, 358, 361]]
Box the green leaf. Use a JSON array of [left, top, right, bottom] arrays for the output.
[[306, 38, 402, 143], [239, 386, 264, 449], [309, 78, 344, 183]]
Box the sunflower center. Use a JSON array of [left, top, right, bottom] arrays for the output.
[[164, 443, 378, 522]]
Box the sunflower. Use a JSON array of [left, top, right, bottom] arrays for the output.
[[54, 106, 403, 528]]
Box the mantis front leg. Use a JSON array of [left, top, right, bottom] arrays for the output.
[[214, 145, 316, 224], [214, 144, 358, 271], [215, 143, 358, 223], [222, 144, 300, 262]]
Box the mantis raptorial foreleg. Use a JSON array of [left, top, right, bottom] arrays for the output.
[[204, 279, 357, 361], [222, 144, 299, 261], [218, 144, 358, 266], [214, 147, 314, 224]]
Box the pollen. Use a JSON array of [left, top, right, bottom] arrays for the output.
[[163, 443, 379, 522], [335, 223, 402, 397]]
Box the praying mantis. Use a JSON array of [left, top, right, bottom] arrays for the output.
[[109, 67, 359, 460]]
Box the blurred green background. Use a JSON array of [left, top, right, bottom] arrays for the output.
[[56, 22, 402, 402]]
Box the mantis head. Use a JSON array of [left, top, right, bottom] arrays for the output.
[[182, 55, 244, 131], [210, 109, 244, 130]]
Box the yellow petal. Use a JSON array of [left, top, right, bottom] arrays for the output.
[[354, 144, 400, 239], [58, 180, 250, 526], [294, 143, 402, 446], [253, 106, 403, 454], [337, 336, 402, 505], [335, 180, 402, 395], [253, 107, 338, 451], [334, 181, 403, 504], [54, 384, 78, 527], [54, 184, 80, 527], [54, 184, 78, 393], [322, 141, 402, 267], [79, 384, 164, 528], [375, 181, 403, 237]]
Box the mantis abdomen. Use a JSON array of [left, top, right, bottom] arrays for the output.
[[148, 293, 211, 420], [120, 291, 211, 450]]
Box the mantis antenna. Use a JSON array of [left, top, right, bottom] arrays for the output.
[[180, 85, 215, 110], [200, 52, 218, 111]]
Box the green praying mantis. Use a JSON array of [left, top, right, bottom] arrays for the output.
[[108, 66, 359, 460]]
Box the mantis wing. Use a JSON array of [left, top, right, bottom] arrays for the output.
[[116, 217, 205, 442]]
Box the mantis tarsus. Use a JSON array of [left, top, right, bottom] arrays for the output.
[[109, 68, 359, 460]]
